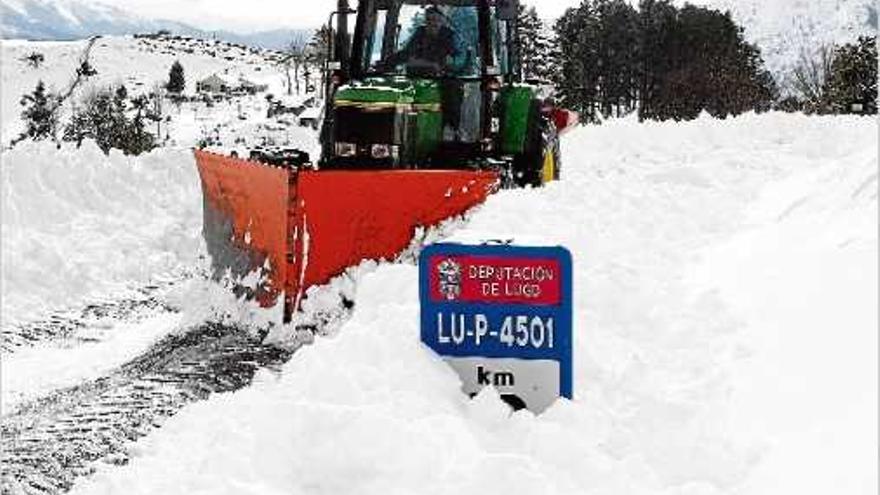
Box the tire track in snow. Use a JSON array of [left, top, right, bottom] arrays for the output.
[[1, 276, 187, 354], [1, 323, 297, 495]]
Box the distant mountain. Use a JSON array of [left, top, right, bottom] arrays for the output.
[[697, 0, 878, 80], [0, 0, 314, 51]]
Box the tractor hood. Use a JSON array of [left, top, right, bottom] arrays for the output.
[[335, 77, 441, 111], [330, 76, 444, 165]]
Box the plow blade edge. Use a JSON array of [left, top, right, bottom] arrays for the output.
[[194, 150, 499, 319]]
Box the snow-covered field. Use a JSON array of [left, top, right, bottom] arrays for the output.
[[0, 35, 291, 144], [1, 112, 863, 494]]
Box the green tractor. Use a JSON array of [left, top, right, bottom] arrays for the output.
[[192, 0, 578, 318], [320, 0, 574, 187]]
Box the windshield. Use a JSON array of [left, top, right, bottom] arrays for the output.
[[363, 3, 482, 78]]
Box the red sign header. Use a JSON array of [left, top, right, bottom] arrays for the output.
[[429, 255, 561, 305]]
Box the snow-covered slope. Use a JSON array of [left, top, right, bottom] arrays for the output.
[[695, 0, 877, 79], [0, 35, 289, 144], [0, 0, 160, 40], [51, 112, 874, 495]]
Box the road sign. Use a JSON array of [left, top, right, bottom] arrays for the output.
[[419, 243, 573, 413]]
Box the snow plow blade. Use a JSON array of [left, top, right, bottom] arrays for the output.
[[194, 150, 499, 319]]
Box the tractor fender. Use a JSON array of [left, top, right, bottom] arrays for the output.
[[512, 99, 550, 188]]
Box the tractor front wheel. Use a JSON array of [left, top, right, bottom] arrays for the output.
[[512, 104, 560, 188]]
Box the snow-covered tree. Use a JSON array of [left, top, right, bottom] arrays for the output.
[[516, 4, 559, 83], [77, 60, 98, 78], [23, 51, 44, 68], [825, 36, 877, 114], [64, 84, 156, 155], [19, 80, 58, 141]]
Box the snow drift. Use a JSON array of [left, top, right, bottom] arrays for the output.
[[0, 141, 203, 326], [66, 112, 877, 495]]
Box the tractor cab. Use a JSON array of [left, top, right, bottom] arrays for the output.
[[357, 3, 494, 80], [321, 0, 533, 172]]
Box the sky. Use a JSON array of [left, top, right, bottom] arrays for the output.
[[95, 0, 581, 32]]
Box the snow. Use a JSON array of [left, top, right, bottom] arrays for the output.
[[51, 112, 876, 495], [1, 312, 185, 413], [1, 36, 319, 328], [692, 0, 877, 80], [687, 140, 878, 493], [1, 36, 291, 143], [0, 11, 875, 495], [0, 141, 203, 326]]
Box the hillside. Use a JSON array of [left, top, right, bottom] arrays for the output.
[[0, 35, 303, 146], [0, 0, 313, 50], [697, 0, 877, 81]]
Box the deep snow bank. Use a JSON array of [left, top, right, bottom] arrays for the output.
[[71, 113, 877, 495], [687, 126, 878, 493], [1, 141, 203, 325]]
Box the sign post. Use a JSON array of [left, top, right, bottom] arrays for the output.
[[419, 243, 573, 414]]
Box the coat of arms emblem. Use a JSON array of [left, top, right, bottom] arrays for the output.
[[436, 258, 462, 300]]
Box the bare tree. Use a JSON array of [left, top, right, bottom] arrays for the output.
[[280, 34, 308, 95], [306, 26, 333, 97], [788, 44, 834, 113]]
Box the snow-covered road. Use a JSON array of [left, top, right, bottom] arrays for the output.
[[2, 112, 869, 494]]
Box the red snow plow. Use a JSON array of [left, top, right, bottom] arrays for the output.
[[195, 150, 499, 319]]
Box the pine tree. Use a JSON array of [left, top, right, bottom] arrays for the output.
[[23, 51, 44, 68], [19, 80, 58, 141], [637, 0, 677, 120], [825, 36, 877, 114], [516, 5, 542, 81], [77, 60, 98, 78], [63, 84, 156, 155], [515, 5, 560, 84], [167, 60, 185, 94], [126, 95, 157, 154], [637, 3, 775, 120], [538, 27, 563, 85], [594, 0, 639, 117], [555, 3, 602, 122], [556, 0, 776, 122]]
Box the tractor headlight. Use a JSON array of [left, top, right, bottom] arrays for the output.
[[335, 142, 357, 157], [371, 144, 391, 159]]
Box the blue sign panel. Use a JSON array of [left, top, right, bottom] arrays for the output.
[[419, 243, 573, 412]]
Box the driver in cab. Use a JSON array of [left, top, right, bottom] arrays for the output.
[[382, 6, 464, 141], [384, 6, 459, 73]]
